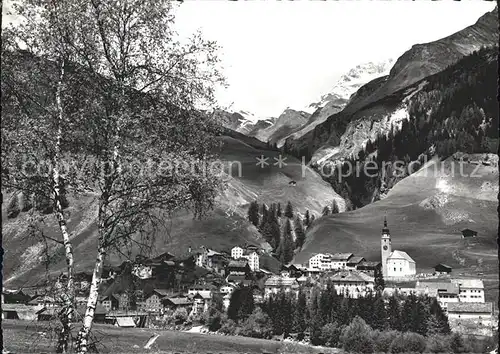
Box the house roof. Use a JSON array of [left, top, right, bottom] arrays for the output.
[[330, 271, 375, 283], [76, 304, 108, 316], [331, 253, 353, 261], [447, 302, 492, 314], [461, 228, 477, 235], [346, 256, 365, 265], [228, 260, 249, 268], [164, 297, 193, 306], [192, 292, 211, 300], [27, 295, 56, 305], [2, 303, 45, 313], [451, 278, 484, 289], [357, 261, 381, 269], [434, 263, 452, 270], [387, 250, 415, 263], [150, 289, 171, 297], [264, 276, 299, 287]]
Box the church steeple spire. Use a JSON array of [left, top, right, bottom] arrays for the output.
[[382, 215, 389, 233]]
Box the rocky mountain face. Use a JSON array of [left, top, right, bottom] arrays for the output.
[[243, 60, 394, 148], [255, 108, 311, 146], [286, 6, 498, 171], [288, 60, 394, 144], [217, 109, 276, 137]]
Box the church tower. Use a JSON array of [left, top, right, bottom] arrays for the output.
[[381, 216, 392, 277]]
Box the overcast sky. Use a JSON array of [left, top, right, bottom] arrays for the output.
[[173, 1, 495, 117], [3, 1, 495, 118]]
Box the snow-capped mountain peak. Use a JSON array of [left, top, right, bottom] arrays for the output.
[[305, 59, 394, 113]]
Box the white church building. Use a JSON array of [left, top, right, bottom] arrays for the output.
[[381, 218, 416, 279]]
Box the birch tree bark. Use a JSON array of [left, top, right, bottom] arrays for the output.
[[53, 57, 75, 354]]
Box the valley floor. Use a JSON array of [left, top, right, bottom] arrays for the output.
[[1, 319, 339, 354]]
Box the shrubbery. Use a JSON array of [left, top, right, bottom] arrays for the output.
[[239, 308, 273, 339], [389, 332, 426, 353], [172, 307, 188, 325], [320, 322, 343, 348], [340, 316, 374, 354], [372, 330, 399, 353]]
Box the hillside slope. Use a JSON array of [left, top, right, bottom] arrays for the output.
[[295, 156, 498, 280]]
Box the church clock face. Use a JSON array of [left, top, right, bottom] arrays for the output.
[[383, 245, 388, 251]]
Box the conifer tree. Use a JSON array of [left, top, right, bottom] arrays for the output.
[[387, 295, 402, 331], [259, 204, 269, 230], [277, 218, 294, 264], [331, 199, 339, 214], [322, 206, 330, 216], [277, 202, 282, 217], [262, 218, 280, 250], [293, 290, 307, 337], [294, 216, 306, 249], [374, 267, 385, 290], [371, 294, 388, 331], [7, 193, 20, 219], [284, 201, 293, 218], [304, 210, 311, 227], [247, 200, 260, 227], [310, 214, 316, 225]]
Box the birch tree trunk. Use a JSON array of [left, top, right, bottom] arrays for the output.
[[53, 57, 75, 354], [76, 242, 105, 354]]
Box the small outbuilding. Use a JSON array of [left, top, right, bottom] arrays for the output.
[[434, 263, 452, 274], [461, 229, 478, 238]]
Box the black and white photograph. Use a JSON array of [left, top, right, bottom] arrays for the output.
[[1, 0, 499, 353]]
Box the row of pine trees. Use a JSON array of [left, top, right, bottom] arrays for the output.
[[224, 285, 451, 345], [247, 200, 340, 264]]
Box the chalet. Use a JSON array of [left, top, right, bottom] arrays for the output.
[[356, 261, 382, 277], [264, 276, 299, 298], [144, 289, 171, 313], [230, 246, 259, 271], [2, 303, 44, 320], [2, 290, 31, 304], [191, 292, 211, 314], [219, 284, 236, 295], [288, 180, 297, 186], [151, 251, 176, 263], [434, 263, 452, 274], [329, 270, 375, 298], [151, 260, 176, 282], [76, 304, 107, 323], [187, 284, 214, 299], [331, 253, 354, 270], [280, 264, 302, 278], [452, 278, 485, 303], [222, 293, 231, 310], [98, 295, 119, 312], [226, 274, 252, 287], [28, 295, 57, 308], [73, 296, 87, 307], [163, 297, 193, 311], [116, 292, 133, 311], [461, 229, 477, 238], [447, 302, 493, 336], [346, 256, 366, 270], [226, 260, 251, 276], [416, 281, 460, 310]]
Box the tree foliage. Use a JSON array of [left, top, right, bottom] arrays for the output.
[[247, 200, 260, 227]]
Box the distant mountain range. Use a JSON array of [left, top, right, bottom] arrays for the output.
[[222, 59, 394, 147]]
